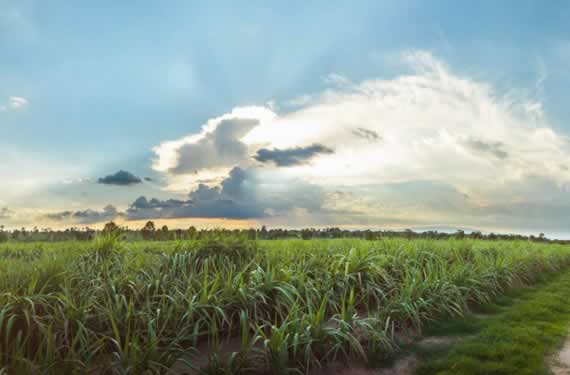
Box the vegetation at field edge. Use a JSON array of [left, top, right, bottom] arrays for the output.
[[414, 269, 570, 374]]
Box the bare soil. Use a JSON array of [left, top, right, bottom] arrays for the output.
[[550, 330, 570, 375], [315, 355, 418, 375], [376, 355, 418, 375]]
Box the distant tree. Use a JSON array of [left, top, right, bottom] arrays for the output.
[[301, 229, 312, 240], [260, 225, 268, 239], [103, 221, 119, 233], [173, 229, 183, 240], [188, 226, 197, 240], [160, 225, 169, 240], [144, 221, 156, 232], [142, 221, 156, 240], [246, 228, 257, 240], [0, 226, 8, 243], [470, 231, 483, 240]]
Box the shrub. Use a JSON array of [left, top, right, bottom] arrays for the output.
[[194, 232, 258, 261], [92, 230, 123, 259]]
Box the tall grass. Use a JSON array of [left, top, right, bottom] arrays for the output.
[[0, 237, 569, 373]]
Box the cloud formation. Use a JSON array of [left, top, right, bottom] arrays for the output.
[[125, 166, 325, 220], [45, 205, 120, 224], [130, 196, 192, 210], [0, 96, 29, 112], [254, 144, 334, 166], [126, 167, 260, 220], [153, 107, 276, 176], [169, 118, 258, 174], [146, 50, 570, 232], [98, 170, 143, 186], [45, 167, 316, 224]]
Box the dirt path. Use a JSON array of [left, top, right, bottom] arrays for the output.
[[550, 330, 570, 375], [321, 356, 418, 375]]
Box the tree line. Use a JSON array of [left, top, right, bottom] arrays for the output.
[[0, 221, 561, 244]]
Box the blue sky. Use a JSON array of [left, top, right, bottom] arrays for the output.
[[2, 0, 570, 236]]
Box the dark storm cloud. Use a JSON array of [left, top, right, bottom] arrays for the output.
[[144, 177, 153, 182], [98, 170, 143, 186], [351, 127, 381, 142], [465, 138, 508, 160], [0, 207, 13, 219], [171, 118, 259, 174], [126, 166, 324, 220], [127, 198, 265, 220], [254, 144, 334, 167], [130, 196, 191, 210], [127, 167, 265, 220], [45, 205, 120, 224], [189, 184, 221, 201], [48, 164, 327, 223]]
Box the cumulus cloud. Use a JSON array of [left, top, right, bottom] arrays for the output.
[[243, 52, 570, 194], [169, 118, 258, 174], [40, 166, 317, 224], [45, 205, 120, 224], [254, 144, 334, 167], [146, 50, 570, 232], [126, 167, 264, 220], [98, 170, 143, 186], [152, 107, 276, 176]]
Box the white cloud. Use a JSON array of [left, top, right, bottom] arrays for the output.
[[153, 106, 275, 172], [150, 51, 570, 232], [247, 52, 569, 191], [0, 96, 29, 111], [9, 96, 28, 109]]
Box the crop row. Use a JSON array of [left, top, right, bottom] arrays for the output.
[[0, 236, 569, 374]]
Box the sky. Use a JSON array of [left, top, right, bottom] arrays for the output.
[[2, 0, 570, 236]]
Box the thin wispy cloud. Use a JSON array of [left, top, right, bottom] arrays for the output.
[[0, 96, 28, 112], [45, 205, 120, 224], [0, 207, 13, 219]]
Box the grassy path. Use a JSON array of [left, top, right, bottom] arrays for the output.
[[411, 270, 570, 375]]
